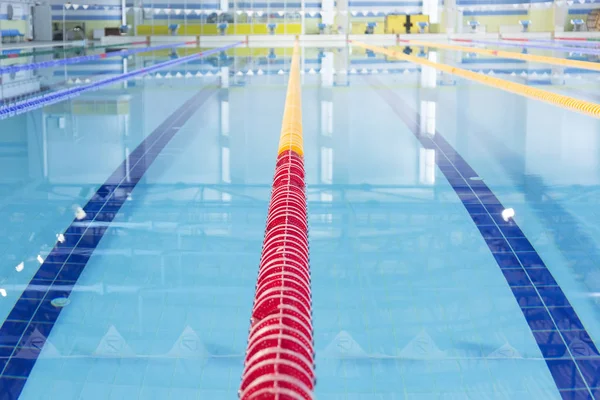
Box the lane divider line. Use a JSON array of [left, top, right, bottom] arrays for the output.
[[503, 37, 600, 47], [453, 38, 600, 57], [0, 86, 219, 399], [351, 41, 600, 119], [239, 40, 314, 400], [368, 77, 600, 399], [0, 42, 243, 120], [0, 41, 149, 60], [0, 40, 197, 74], [399, 38, 600, 73]]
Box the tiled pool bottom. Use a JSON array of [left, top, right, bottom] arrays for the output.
[[0, 44, 599, 399]]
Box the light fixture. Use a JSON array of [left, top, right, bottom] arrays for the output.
[[75, 206, 87, 220], [502, 208, 515, 222]]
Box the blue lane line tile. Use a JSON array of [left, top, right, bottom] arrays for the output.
[[547, 359, 589, 390], [500, 268, 531, 287], [523, 308, 556, 331], [528, 269, 559, 287], [534, 330, 569, 359], [372, 84, 598, 397], [0, 322, 27, 348], [508, 237, 537, 252], [478, 225, 505, 239], [0, 87, 217, 397], [493, 253, 522, 268], [0, 376, 26, 399], [562, 331, 600, 359], [511, 286, 544, 308], [576, 360, 600, 388], [559, 389, 595, 400]]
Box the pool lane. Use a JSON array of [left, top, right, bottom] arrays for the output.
[[308, 76, 560, 398], [368, 77, 600, 398], [12, 65, 290, 398], [428, 76, 600, 351], [0, 85, 217, 398], [3, 46, 600, 399]]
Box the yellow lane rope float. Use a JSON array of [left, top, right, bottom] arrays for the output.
[[278, 42, 304, 158], [351, 41, 600, 119], [400, 39, 600, 73]]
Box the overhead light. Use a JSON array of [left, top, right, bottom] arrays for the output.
[[0, 289, 6, 297], [15, 262, 24, 272], [57, 233, 66, 243], [37, 255, 44, 264]]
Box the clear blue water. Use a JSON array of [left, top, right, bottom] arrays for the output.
[[0, 43, 600, 399]]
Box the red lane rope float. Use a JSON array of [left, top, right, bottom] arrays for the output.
[[239, 41, 314, 400]]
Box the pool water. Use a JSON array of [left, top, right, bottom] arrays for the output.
[[0, 42, 599, 399]]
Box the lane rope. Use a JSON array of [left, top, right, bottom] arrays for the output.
[[352, 41, 600, 119], [0, 41, 196, 74], [0, 41, 148, 60], [0, 42, 243, 119], [500, 37, 600, 49], [452, 38, 600, 57], [399, 38, 600, 73], [239, 40, 314, 400]]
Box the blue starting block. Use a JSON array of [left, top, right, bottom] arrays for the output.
[[120, 25, 129, 34], [168, 24, 179, 35], [268, 23, 277, 35], [0, 29, 24, 43], [467, 20, 479, 33], [218, 23, 228, 35], [365, 22, 376, 34], [318, 23, 327, 34], [418, 21, 429, 33], [571, 19, 585, 32], [519, 20, 531, 32]]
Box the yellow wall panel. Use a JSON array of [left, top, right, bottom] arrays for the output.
[[280, 23, 301, 34], [181, 25, 201, 35], [385, 15, 405, 34], [528, 9, 554, 32], [410, 15, 430, 33], [136, 25, 169, 35]]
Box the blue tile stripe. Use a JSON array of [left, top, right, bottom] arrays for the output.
[[0, 86, 217, 398], [369, 78, 600, 399], [461, 99, 600, 336]]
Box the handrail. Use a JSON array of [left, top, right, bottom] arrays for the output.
[[352, 41, 600, 119]]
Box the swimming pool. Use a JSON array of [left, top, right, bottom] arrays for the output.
[[0, 40, 599, 399]]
